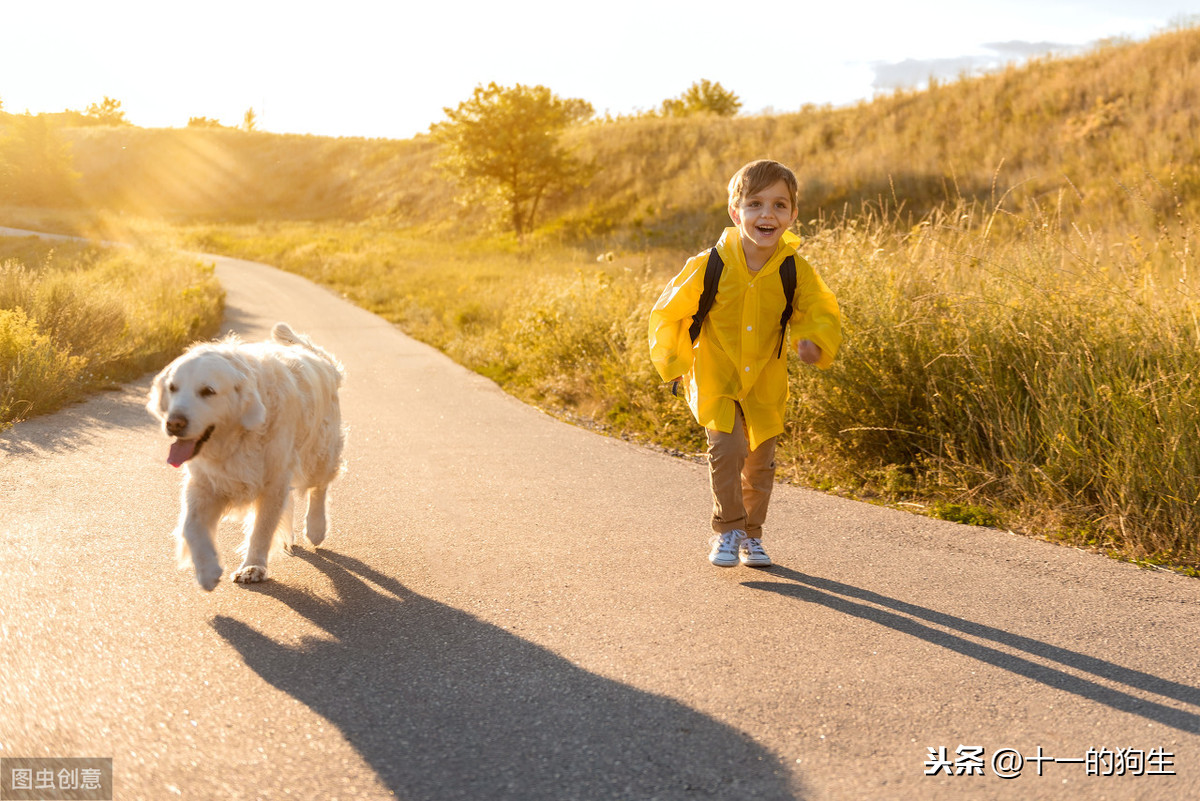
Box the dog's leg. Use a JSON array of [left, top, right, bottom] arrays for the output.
[[232, 481, 288, 584], [303, 484, 329, 547], [178, 485, 226, 591], [279, 490, 295, 555]]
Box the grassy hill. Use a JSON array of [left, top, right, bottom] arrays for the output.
[[55, 127, 441, 222], [8, 24, 1195, 247]]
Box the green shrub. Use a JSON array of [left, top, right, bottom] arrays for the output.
[[930, 502, 1002, 528]]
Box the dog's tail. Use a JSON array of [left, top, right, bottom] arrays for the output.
[[272, 322, 344, 383], [271, 322, 304, 347]]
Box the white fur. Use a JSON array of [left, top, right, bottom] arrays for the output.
[[147, 323, 346, 590]]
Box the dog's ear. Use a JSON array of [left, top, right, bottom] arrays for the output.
[[237, 376, 267, 431], [219, 353, 266, 431], [146, 368, 170, 421]]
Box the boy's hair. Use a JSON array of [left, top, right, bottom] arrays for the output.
[[727, 160, 798, 210]]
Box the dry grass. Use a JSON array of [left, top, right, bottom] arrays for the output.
[[175, 178, 1199, 569], [0, 236, 224, 427], [781, 192, 1199, 565]]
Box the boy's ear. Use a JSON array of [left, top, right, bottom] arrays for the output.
[[728, 202, 741, 225]]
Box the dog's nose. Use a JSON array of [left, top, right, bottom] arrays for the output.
[[166, 414, 188, 436]]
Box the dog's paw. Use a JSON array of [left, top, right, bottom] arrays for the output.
[[304, 522, 327, 548], [194, 562, 223, 592], [231, 565, 268, 584]]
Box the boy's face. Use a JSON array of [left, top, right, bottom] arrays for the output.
[[729, 179, 799, 254]]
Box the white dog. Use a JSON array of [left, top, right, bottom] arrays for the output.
[[147, 323, 346, 590]]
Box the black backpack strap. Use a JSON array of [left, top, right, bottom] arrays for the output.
[[688, 248, 724, 343], [689, 249, 795, 358], [776, 255, 797, 358]]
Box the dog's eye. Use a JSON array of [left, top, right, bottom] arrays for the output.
[[167, 383, 177, 394], [199, 386, 217, 398]]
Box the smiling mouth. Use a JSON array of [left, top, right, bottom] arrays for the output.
[[167, 425, 216, 468]]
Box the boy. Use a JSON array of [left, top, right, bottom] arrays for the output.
[[648, 159, 842, 567]]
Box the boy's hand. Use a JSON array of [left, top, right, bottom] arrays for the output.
[[797, 339, 822, 365]]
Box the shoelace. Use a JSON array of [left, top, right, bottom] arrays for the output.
[[741, 538, 767, 556], [712, 532, 742, 554]]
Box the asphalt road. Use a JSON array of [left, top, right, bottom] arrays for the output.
[[2, 235, 1199, 800]]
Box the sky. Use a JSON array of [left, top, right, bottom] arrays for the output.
[[2, 1, 1198, 140]]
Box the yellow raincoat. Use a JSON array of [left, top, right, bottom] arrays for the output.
[[648, 228, 842, 450]]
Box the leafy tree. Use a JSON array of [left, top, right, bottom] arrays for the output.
[[84, 96, 129, 125], [431, 82, 594, 240], [660, 79, 742, 117], [0, 115, 80, 204]]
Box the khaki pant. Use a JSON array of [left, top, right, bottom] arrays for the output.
[[705, 404, 777, 538]]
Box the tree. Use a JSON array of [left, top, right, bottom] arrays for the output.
[[431, 82, 594, 241], [187, 116, 226, 128], [660, 79, 742, 118], [84, 96, 129, 125], [0, 115, 80, 204]]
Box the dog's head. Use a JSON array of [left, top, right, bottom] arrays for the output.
[[147, 348, 266, 467]]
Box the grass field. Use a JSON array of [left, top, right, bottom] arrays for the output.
[[173, 181, 1200, 572]]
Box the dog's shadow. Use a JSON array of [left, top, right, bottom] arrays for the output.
[[212, 550, 802, 800]]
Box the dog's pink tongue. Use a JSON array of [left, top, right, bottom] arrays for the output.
[[168, 439, 196, 468]]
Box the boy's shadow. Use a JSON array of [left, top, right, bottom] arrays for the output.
[[212, 550, 801, 801], [743, 566, 1200, 733]]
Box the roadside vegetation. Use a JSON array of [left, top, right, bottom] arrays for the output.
[[172, 180, 1200, 572], [0, 237, 223, 428], [2, 26, 1199, 570]]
